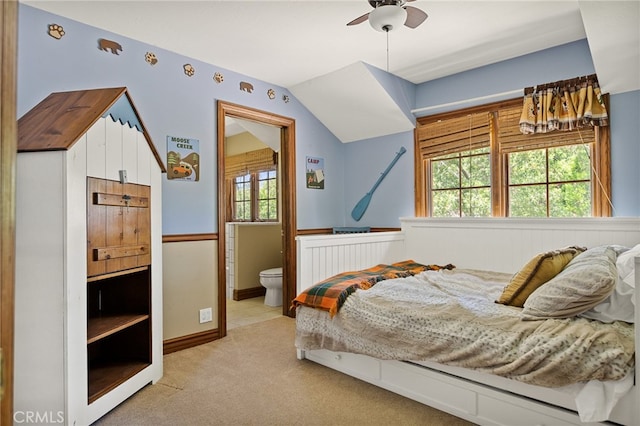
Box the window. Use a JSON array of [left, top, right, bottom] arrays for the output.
[[233, 173, 252, 221], [226, 148, 279, 222], [507, 145, 591, 217], [232, 169, 278, 221], [431, 147, 491, 217], [416, 98, 610, 217], [257, 170, 278, 220]]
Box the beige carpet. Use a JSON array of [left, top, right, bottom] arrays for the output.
[[94, 316, 473, 426]]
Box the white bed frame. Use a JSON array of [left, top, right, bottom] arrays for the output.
[[296, 218, 640, 426]]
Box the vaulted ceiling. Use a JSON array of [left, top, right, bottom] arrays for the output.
[[22, 1, 639, 142]]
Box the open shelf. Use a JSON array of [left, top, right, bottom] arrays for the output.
[[88, 314, 150, 344], [88, 360, 150, 404], [87, 265, 151, 403]]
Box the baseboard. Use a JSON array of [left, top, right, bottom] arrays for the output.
[[163, 329, 220, 354], [233, 286, 265, 301]]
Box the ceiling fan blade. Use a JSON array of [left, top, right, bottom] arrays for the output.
[[347, 12, 370, 26], [404, 5, 428, 28]]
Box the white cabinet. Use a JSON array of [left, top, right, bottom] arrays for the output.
[[15, 88, 165, 425]]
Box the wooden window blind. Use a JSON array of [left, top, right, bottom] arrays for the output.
[[498, 104, 595, 153], [225, 148, 276, 179], [417, 112, 491, 159]]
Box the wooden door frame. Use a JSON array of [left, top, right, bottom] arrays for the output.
[[1, 1, 17, 424], [216, 101, 296, 338]]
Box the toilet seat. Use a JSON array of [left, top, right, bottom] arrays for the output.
[[260, 267, 282, 277]]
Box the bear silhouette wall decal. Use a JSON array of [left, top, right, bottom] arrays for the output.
[[98, 38, 123, 55], [239, 81, 254, 93]]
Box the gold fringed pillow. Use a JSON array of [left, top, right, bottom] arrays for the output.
[[496, 246, 586, 307]]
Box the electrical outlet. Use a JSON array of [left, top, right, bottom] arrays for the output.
[[199, 307, 212, 324]]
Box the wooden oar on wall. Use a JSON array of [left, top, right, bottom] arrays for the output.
[[351, 146, 407, 221]]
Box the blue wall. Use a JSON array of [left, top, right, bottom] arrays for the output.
[[609, 90, 640, 216], [342, 40, 640, 222], [414, 40, 597, 113], [343, 131, 415, 226], [18, 5, 640, 235], [413, 39, 639, 217], [17, 4, 346, 234]]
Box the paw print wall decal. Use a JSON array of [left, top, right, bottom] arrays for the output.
[[183, 64, 195, 77], [48, 24, 65, 40], [267, 89, 276, 100], [145, 52, 158, 65], [213, 72, 224, 84], [282, 95, 290, 103]]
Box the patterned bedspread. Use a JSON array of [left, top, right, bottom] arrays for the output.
[[295, 269, 635, 387], [292, 260, 453, 317]]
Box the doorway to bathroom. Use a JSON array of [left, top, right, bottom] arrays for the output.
[[217, 101, 296, 338], [224, 129, 282, 329]]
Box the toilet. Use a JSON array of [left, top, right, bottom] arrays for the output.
[[259, 267, 283, 307]]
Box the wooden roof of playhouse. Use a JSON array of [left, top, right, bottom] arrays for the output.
[[18, 87, 166, 172]]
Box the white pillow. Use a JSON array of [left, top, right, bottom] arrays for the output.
[[580, 245, 636, 323], [579, 277, 634, 323], [522, 246, 618, 320], [616, 243, 640, 288]]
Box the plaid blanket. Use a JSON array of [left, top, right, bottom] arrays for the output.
[[292, 260, 454, 317]]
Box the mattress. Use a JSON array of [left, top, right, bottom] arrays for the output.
[[295, 268, 635, 388]]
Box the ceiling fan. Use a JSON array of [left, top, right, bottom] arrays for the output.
[[347, 0, 428, 32]]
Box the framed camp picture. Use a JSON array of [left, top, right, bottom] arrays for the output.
[[306, 156, 324, 189]]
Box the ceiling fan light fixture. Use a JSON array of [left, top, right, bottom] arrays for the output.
[[368, 5, 407, 32]]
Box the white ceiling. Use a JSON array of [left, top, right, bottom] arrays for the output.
[[290, 62, 415, 142], [20, 0, 603, 88], [22, 1, 639, 142], [225, 116, 281, 151]]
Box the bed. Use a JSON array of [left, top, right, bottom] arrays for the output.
[[294, 218, 640, 426]]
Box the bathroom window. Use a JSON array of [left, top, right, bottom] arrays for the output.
[[232, 168, 278, 222], [257, 170, 278, 221], [233, 173, 252, 221]]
